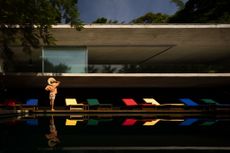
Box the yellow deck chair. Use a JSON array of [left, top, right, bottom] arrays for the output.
[[143, 98, 160, 105], [65, 98, 84, 110]]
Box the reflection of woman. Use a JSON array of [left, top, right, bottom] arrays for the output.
[[45, 116, 60, 147]]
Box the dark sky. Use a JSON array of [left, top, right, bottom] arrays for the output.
[[78, 0, 185, 23]]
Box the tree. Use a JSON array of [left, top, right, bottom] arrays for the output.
[[92, 17, 118, 24], [169, 0, 230, 23], [131, 12, 169, 23], [170, 0, 185, 10], [0, 0, 83, 72]]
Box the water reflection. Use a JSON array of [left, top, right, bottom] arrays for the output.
[[45, 115, 60, 148], [0, 114, 230, 152]]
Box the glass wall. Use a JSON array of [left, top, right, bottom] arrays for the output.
[[2, 45, 230, 73], [43, 47, 87, 73]]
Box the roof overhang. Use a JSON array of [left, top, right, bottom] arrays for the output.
[[51, 24, 230, 65]]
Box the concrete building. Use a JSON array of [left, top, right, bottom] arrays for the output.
[[1, 24, 230, 88]]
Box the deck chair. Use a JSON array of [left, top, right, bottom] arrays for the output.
[[179, 98, 210, 111], [142, 98, 184, 110], [65, 98, 85, 110], [121, 98, 141, 110], [179, 98, 199, 106], [87, 98, 112, 110], [201, 98, 230, 106], [201, 99, 220, 105], [143, 98, 160, 106], [122, 98, 138, 106], [21, 99, 38, 111], [201, 98, 230, 111]]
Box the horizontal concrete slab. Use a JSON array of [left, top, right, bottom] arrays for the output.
[[2, 73, 230, 88]]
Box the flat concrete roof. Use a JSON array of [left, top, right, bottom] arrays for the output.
[[2, 73, 230, 88], [51, 24, 230, 65]]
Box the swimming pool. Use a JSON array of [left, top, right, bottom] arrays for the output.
[[0, 113, 229, 153]]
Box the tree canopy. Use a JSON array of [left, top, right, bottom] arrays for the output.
[[170, 0, 185, 10], [131, 12, 169, 23], [169, 0, 230, 23], [92, 17, 119, 24], [0, 0, 82, 72]]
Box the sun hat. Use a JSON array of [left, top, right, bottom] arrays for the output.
[[47, 77, 56, 85]]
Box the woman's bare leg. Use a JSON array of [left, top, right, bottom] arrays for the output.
[[51, 99, 55, 111]]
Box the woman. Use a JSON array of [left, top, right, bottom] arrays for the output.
[[45, 77, 60, 111]]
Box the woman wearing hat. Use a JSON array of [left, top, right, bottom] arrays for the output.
[[45, 77, 60, 111]]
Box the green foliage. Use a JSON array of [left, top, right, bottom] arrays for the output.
[[102, 65, 117, 73], [44, 59, 71, 73], [170, 0, 185, 10], [131, 12, 169, 23], [0, 0, 83, 72], [169, 0, 230, 23], [92, 17, 118, 24]]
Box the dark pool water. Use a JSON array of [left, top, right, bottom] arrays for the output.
[[0, 113, 230, 153]]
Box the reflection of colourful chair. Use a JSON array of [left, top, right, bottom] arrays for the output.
[[87, 119, 99, 126], [26, 119, 38, 126], [65, 119, 84, 126], [201, 120, 217, 126], [179, 118, 198, 126], [65, 98, 85, 110], [122, 118, 137, 126], [143, 119, 160, 126]]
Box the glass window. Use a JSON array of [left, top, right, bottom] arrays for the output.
[[43, 47, 87, 73]]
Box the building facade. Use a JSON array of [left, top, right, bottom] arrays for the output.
[[1, 24, 230, 88]]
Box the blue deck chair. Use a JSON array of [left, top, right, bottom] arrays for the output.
[[22, 99, 38, 110], [179, 98, 199, 106]]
